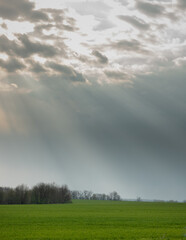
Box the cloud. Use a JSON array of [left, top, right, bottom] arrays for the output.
[[110, 39, 149, 54], [29, 60, 47, 73], [118, 15, 150, 31], [104, 70, 131, 82], [93, 19, 115, 31], [0, 0, 49, 22], [65, 1, 113, 31], [17, 34, 58, 58], [0, 0, 185, 87], [1, 23, 8, 29], [40, 8, 77, 31], [0, 0, 33, 20], [92, 50, 108, 64], [116, 0, 129, 6], [136, 1, 165, 17], [177, 0, 186, 9], [0, 58, 25, 72], [29, 10, 49, 22], [0, 34, 58, 58], [65, 1, 111, 18], [46, 62, 86, 82], [174, 57, 186, 67]]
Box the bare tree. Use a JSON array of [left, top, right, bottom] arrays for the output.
[[109, 191, 121, 201]]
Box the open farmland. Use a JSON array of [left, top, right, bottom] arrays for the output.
[[0, 200, 186, 240]]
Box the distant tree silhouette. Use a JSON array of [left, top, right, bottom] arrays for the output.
[[0, 183, 71, 205], [15, 185, 30, 204], [137, 197, 141, 202], [109, 191, 121, 201], [0, 183, 122, 204], [71, 190, 121, 201]]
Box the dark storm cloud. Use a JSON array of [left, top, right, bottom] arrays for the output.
[[16, 34, 57, 58], [177, 0, 186, 9], [92, 50, 108, 64], [29, 10, 49, 22], [0, 34, 58, 58], [0, 58, 25, 72], [47, 62, 86, 82], [0, 0, 49, 22], [0, 0, 33, 20], [29, 60, 46, 73], [118, 15, 150, 31], [136, 1, 165, 17], [0, 35, 15, 55]]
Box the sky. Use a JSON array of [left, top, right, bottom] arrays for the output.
[[0, 0, 186, 201]]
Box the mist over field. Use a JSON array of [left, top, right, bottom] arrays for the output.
[[0, 0, 186, 201]]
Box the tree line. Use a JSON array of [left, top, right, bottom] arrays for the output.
[[71, 190, 121, 201], [0, 183, 71, 204], [0, 183, 121, 204]]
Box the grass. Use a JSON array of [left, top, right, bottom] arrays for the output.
[[0, 200, 186, 240]]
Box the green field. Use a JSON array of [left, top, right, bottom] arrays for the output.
[[0, 200, 186, 240]]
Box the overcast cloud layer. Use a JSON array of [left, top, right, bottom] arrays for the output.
[[0, 0, 186, 201]]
